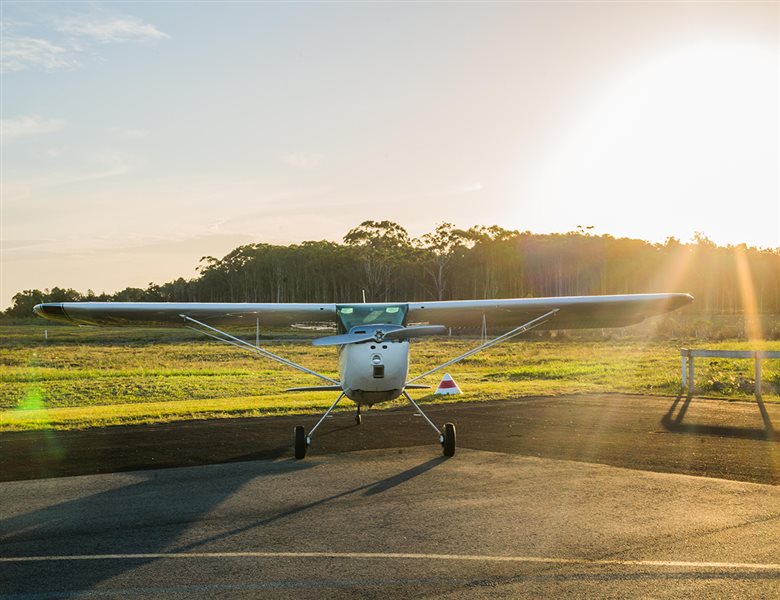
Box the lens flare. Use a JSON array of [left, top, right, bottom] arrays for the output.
[[734, 247, 764, 342]]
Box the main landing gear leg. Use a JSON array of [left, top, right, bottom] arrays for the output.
[[402, 391, 456, 458], [294, 392, 345, 460], [355, 405, 362, 425]]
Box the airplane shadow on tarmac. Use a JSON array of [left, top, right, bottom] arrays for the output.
[[662, 393, 777, 442], [172, 456, 444, 552], [0, 453, 444, 596]]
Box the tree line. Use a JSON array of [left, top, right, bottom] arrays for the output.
[[6, 221, 780, 319]]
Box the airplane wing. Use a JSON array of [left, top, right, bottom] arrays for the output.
[[406, 293, 693, 330], [33, 302, 338, 327], [33, 293, 691, 330]]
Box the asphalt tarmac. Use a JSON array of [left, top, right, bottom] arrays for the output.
[[1, 394, 779, 598], [1, 394, 777, 483]]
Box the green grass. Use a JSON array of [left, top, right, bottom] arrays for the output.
[[2, 325, 779, 431]]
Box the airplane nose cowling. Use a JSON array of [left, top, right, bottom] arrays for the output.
[[33, 303, 73, 324]]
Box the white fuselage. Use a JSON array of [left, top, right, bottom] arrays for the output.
[[338, 340, 409, 405]]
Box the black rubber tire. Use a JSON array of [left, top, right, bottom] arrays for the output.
[[355, 414, 362, 425], [442, 422, 456, 457], [294, 426, 307, 459]]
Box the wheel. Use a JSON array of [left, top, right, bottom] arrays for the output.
[[294, 425, 307, 459], [355, 414, 362, 425], [442, 422, 456, 457]]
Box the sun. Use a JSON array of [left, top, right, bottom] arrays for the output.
[[525, 39, 778, 247]]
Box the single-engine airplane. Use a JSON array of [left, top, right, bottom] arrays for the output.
[[34, 293, 692, 459]]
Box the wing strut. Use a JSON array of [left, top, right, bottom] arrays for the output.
[[406, 309, 559, 384], [181, 314, 340, 385]]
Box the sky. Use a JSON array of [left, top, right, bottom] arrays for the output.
[[1, 1, 778, 309]]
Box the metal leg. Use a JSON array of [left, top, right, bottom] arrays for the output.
[[688, 354, 695, 396], [403, 391, 444, 442], [355, 404, 362, 425], [306, 392, 345, 445]]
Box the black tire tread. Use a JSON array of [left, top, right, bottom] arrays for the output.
[[442, 422, 456, 457], [294, 425, 307, 459]]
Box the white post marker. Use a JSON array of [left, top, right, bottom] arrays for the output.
[[435, 373, 462, 395]]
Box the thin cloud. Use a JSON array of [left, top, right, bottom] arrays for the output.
[[54, 164, 130, 187], [1, 14, 168, 72], [0, 35, 78, 72], [393, 182, 485, 202], [57, 16, 170, 43], [1, 116, 67, 141], [282, 152, 325, 169], [3, 239, 52, 252], [6, 233, 255, 259], [4, 161, 130, 204], [220, 185, 338, 225], [113, 127, 150, 140]]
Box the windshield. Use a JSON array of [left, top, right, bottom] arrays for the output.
[[335, 304, 408, 333]]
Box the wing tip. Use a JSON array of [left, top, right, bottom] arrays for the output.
[[676, 293, 695, 308], [33, 303, 73, 324]]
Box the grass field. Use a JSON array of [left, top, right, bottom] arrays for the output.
[[2, 325, 779, 431]]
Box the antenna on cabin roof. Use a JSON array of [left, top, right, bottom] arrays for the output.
[[362, 289, 367, 303]]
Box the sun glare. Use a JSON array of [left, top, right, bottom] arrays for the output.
[[734, 247, 764, 342], [528, 40, 777, 247]]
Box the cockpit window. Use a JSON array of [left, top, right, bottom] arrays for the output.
[[335, 304, 408, 332]]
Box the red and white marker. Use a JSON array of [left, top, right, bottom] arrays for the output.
[[435, 373, 461, 395]]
